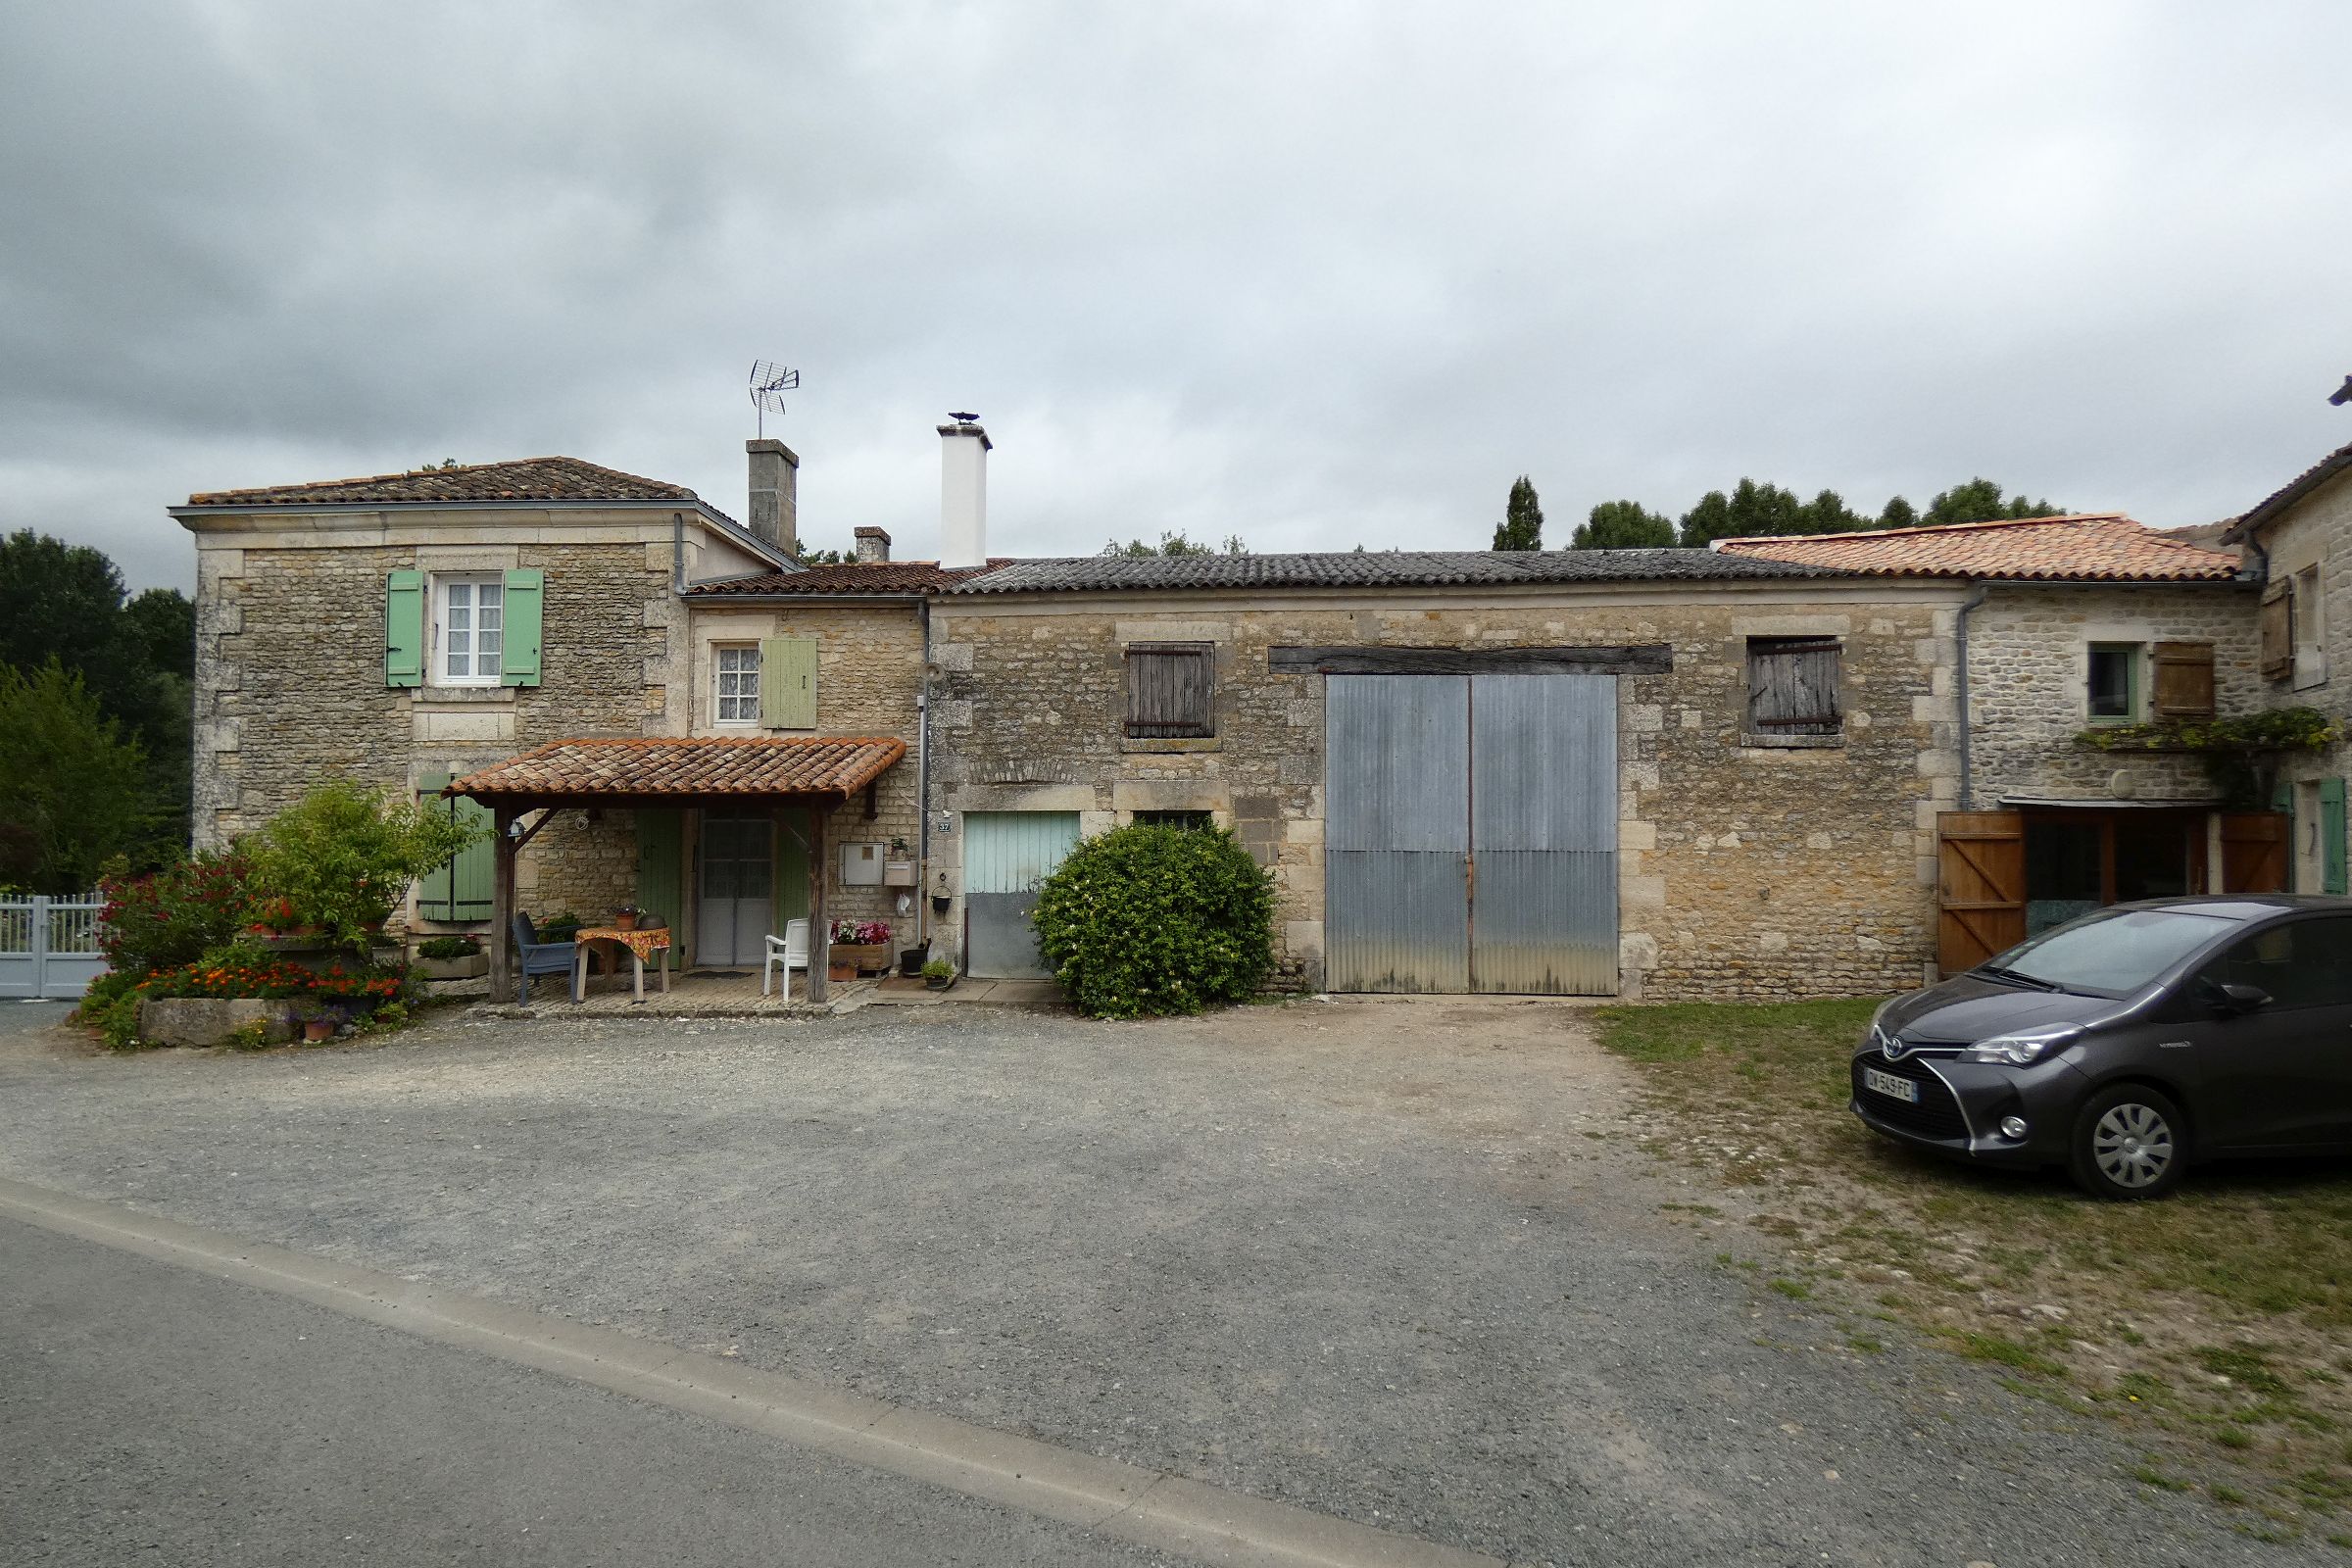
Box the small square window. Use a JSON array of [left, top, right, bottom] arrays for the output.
[[1134, 809, 1213, 830], [1744, 636, 1841, 743], [2086, 643, 2140, 722], [434, 576, 505, 686], [1125, 644, 1215, 738], [715, 645, 760, 724]]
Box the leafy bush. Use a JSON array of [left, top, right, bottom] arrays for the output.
[[1030, 823, 1274, 1018], [96, 848, 253, 978], [246, 779, 481, 951], [536, 910, 584, 943], [416, 935, 481, 960]]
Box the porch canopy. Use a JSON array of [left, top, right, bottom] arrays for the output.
[[448, 735, 907, 1002]]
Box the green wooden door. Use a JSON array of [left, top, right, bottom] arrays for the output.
[[416, 774, 494, 923], [636, 810, 685, 933], [2324, 779, 2347, 896], [773, 810, 810, 932]]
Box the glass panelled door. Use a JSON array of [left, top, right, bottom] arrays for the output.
[[696, 813, 773, 967]]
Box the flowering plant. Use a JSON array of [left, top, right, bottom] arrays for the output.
[[829, 918, 892, 946], [98, 849, 255, 977]]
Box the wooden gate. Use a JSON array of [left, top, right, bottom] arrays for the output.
[[2219, 812, 2288, 895], [1936, 811, 2024, 975]]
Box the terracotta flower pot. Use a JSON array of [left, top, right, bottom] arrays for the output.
[[302, 1019, 335, 1044], [614, 910, 640, 931]]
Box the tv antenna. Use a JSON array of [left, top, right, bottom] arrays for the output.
[[749, 361, 800, 437]]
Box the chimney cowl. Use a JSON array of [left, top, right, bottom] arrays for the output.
[[854, 526, 892, 564]]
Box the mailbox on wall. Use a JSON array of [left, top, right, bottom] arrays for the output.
[[840, 842, 886, 886]]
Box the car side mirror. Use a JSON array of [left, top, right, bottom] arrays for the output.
[[2202, 980, 2272, 1013]]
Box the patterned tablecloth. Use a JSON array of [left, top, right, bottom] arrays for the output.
[[576, 927, 672, 962]]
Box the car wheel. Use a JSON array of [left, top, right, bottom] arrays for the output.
[[2068, 1084, 2187, 1200]]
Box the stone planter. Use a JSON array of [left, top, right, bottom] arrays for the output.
[[415, 953, 489, 981], [138, 998, 294, 1050]]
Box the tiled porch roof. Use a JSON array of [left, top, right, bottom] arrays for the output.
[[1711, 514, 2241, 582], [449, 736, 906, 804]]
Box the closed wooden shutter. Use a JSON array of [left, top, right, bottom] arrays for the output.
[[635, 809, 684, 932], [2259, 580, 2293, 680], [760, 636, 818, 729], [2220, 811, 2289, 894], [416, 776, 493, 921], [385, 571, 425, 688], [1937, 810, 2024, 975], [2150, 642, 2216, 719], [2326, 779, 2347, 896], [1125, 644, 1216, 737], [500, 568, 544, 687], [1746, 637, 1842, 736], [416, 772, 455, 917]]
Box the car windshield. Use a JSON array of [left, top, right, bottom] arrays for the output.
[[1982, 907, 2236, 997]]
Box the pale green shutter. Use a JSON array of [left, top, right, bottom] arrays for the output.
[[2276, 780, 2297, 894], [416, 773, 455, 918], [501, 568, 544, 687], [760, 636, 817, 729], [450, 794, 494, 919], [636, 809, 684, 932], [2324, 778, 2347, 896], [386, 571, 425, 687]]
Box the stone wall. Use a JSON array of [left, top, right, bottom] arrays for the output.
[[930, 585, 1966, 1002], [2246, 463, 2352, 890], [1966, 583, 2262, 807]]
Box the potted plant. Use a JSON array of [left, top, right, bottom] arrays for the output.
[[828, 918, 892, 978], [292, 1001, 338, 1044], [413, 934, 487, 981], [538, 910, 584, 944], [612, 905, 641, 932], [922, 957, 956, 992]]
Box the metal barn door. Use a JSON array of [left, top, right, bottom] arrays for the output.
[[1325, 673, 1616, 995], [963, 811, 1082, 979]]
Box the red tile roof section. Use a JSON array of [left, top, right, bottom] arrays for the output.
[[185, 457, 698, 508], [449, 736, 906, 802], [686, 560, 1013, 596], [1712, 514, 2241, 582]]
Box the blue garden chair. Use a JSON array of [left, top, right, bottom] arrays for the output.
[[511, 913, 579, 1004]]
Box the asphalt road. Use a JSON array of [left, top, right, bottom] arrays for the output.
[[0, 1214, 1184, 1567]]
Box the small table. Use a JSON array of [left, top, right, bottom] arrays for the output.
[[572, 927, 673, 1004]]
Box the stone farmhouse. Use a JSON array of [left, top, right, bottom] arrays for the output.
[[175, 417, 2309, 1004]]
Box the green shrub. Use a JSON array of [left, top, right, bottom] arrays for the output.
[[246, 779, 481, 951], [921, 957, 954, 984], [96, 848, 254, 978], [536, 910, 584, 943], [1030, 823, 1274, 1018], [415, 935, 480, 960]]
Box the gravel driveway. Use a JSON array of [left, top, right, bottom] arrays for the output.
[[0, 997, 2314, 1565]]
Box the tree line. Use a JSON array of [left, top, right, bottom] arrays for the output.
[[0, 531, 195, 893], [1489, 475, 2061, 551]]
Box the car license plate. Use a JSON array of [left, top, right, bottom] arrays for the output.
[[1863, 1065, 1920, 1103]]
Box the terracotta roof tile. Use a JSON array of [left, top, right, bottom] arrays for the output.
[[686, 561, 1011, 596], [1712, 514, 2241, 582], [449, 736, 905, 803], [185, 456, 698, 508], [946, 549, 1842, 594]]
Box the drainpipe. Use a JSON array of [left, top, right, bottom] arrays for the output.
[[671, 513, 686, 595], [1954, 582, 1988, 811], [916, 596, 932, 958]]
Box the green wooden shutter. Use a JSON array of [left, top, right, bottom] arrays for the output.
[[416, 773, 455, 918], [636, 809, 685, 933], [2275, 780, 2297, 895], [760, 636, 817, 729], [2324, 778, 2347, 896], [449, 794, 494, 918], [386, 571, 425, 687], [501, 568, 544, 687]]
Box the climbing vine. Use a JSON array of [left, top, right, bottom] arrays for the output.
[[2074, 707, 2339, 808]]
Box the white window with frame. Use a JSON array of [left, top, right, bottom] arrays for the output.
[[433, 575, 505, 686], [714, 644, 761, 725]]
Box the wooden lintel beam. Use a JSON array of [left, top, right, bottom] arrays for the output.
[[1265, 644, 1674, 676]]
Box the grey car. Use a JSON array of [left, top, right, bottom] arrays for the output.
[[1851, 896, 2352, 1199]]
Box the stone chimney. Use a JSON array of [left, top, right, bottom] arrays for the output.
[[746, 438, 800, 558], [938, 416, 990, 568], [854, 526, 892, 564]]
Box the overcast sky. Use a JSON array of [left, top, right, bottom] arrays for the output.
[[4, 2, 2348, 592]]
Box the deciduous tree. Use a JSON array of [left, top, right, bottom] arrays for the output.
[[1492, 476, 1544, 550]]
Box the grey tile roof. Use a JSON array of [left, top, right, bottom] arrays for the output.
[[947, 549, 1845, 595], [2222, 437, 2352, 544]]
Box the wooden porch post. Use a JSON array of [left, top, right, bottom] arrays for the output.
[[490, 806, 516, 1001], [808, 802, 829, 1004]]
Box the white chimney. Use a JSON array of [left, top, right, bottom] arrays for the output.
[[939, 416, 990, 567]]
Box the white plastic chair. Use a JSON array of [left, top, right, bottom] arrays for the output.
[[762, 919, 809, 999]]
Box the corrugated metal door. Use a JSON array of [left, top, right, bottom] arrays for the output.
[[1324, 672, 1617, 995], [1325, 675, 1471, 991], [964, 811, 1082, 979], [1470, 673, 1617, 993]]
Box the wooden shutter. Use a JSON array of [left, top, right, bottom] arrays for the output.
[[1746, 637, 1842, 736], [2326, 779, 2348, 896], [385, 570, 425, 687], [2220, 811, 2289, 895], [2259, 580, 2293, 680], [635, 809, 685, 932], [416, 773, 455, 918], [760, 636, 818, 729], [500, 568, 544, 687], [2149, 642, 2216, 720], [1937, 810, 2024, 975], [1125, 644, 1215, 737]]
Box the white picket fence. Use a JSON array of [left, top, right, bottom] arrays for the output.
[[0, 896, 107, 1000]]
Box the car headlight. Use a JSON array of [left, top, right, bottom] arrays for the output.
[[1958, 1024, 2082, 1066]]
